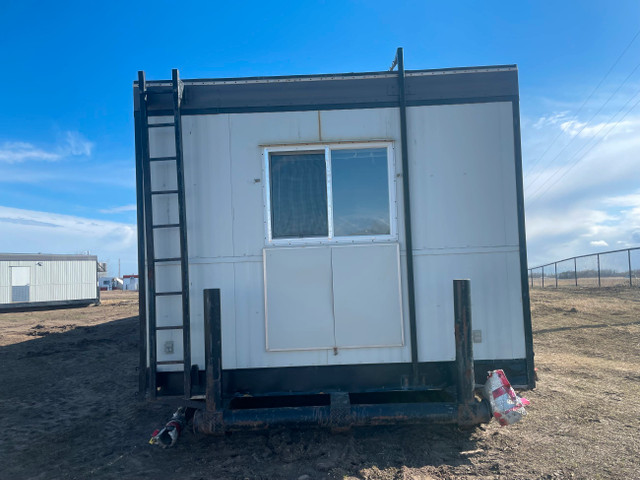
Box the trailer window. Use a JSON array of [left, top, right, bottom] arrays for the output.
[[331, 148, 390, 236], [270, 153, 328, 238], [266, 143, 395, 243]]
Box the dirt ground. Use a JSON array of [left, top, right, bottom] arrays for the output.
[[1, 287, 638, 480]]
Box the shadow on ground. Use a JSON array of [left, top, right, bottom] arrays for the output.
[[0, 314, 485, 480]]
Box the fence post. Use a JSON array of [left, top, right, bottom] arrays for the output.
[[529, 269, 533, 289], [542, 266, 545, 288], [629, 249, 633, 287], [574, 257, 578, 287], [597, 254, 601, 287], [555, 262, 558, 288]]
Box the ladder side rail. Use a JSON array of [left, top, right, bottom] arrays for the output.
[[134, 106, 148, 398], [137, 70, 159, 398], [172, 68, 192, 399]]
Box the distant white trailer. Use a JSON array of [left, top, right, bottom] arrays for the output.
[[0, 254, 98, 311], [99, 277, 113, 291], [123, 275, 139, 291], [135, 50, 535, 430]]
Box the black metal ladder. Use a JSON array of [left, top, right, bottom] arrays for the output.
[[137, 69, 192, 399]]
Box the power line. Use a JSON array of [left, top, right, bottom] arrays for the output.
[[526, 90, 640, 208], [525, 27, 640, 181], [527, 89, 640, 205], [526, 59, 640, 191]]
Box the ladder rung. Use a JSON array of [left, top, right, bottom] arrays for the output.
[[155, 257, 182, 263], [157, 360, 184, 365], [148, 122, 175, 128], [156, 291, 183, 297], [156, 325, 184, 330], [151, 189, 178, 195], [148, 156, 177, 162], [153, 223, 180, 229]]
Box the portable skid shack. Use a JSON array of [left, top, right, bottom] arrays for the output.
[[0, 253, 99, 312], [134, 49, 534, 433]]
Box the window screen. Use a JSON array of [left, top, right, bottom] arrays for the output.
[[270, 153, 328, 238], [332, 148, 390, 236]]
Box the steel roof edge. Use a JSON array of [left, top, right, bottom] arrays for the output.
[[133, 65, 518, 87], [134, 67, 519, 114], [0, 253, 98, 262]]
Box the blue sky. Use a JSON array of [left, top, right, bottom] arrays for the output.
[[1, 1, 640, 275]]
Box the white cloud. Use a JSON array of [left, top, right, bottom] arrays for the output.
[[533, 111, 570, 129], [526, 191, 640, 266], [100, 204, 137, 214], [560, 119, 634, 138], [603, 192, 640, 208], [526, 206, 613, 242], [524, 114, 640, 203], [0, 163, 136, 189], [64, 131, 94, 156], [0, 131, 94, 163], [0, 206, 137, 276], [0, 142, 61, 163], [590, 240, 609, 247]]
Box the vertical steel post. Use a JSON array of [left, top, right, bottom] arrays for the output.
[[574, 257, 578, 286], [396, 47, 419, 381], [454, 280, 474, 405], [628, 249, 632, 287], [555, 262, 558, 288], [542, 266, 545, 288], [204, 288, 222, 413], [597, 254, 601, 287]]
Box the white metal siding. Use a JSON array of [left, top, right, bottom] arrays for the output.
[[406, 102, 525, 361], [179, 109, 411, 370], [0, 259, 97, 305], [150, 102, 525, 371]]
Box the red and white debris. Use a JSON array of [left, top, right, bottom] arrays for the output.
[[482, 369, 530, 426]]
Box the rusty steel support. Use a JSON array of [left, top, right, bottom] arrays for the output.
[[453, 279, 490, 427], [454, 279, 474, 405], [192, 284, 491, 434], [203, 288, 223, 434], [193, 401, 490, 433]]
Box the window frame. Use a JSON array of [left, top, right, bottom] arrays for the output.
[[263, 141, 398, 246]]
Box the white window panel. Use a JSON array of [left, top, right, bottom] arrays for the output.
[[264, 247, 335, 351], [332, 244, 404, 348]]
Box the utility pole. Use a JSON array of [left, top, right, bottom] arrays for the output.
[[118, 258, 121, 278]]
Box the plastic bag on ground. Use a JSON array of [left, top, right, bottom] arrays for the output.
[[482, 369, 530, 426]]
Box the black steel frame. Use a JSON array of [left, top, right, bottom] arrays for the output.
[[194, 285, 490, 433], [511, 98, 536, 389], [395, 48, 420, 383]]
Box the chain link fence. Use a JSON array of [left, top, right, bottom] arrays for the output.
[[529, 247, 640, 288]]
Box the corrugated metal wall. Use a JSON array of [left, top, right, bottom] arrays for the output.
[[0, 259, 97, 304]]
